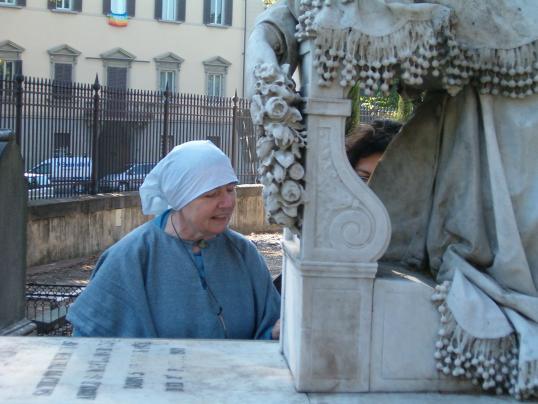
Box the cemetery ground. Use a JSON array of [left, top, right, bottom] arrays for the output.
[[27, 232, 283, 285]]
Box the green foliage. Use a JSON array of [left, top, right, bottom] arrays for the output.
[[345, 83, 361, 135], [346, 81, 417, 135], [395, 96, 414, 122], [262, 0, 279, 7]]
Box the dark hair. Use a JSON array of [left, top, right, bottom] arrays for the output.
[[345, 119, 402, 168]]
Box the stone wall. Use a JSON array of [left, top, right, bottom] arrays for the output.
[[27, 184, 280, 267]]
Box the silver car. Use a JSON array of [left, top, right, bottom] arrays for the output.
[[99, 163, 155, 192]]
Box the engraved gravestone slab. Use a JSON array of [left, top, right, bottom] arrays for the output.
[[0, 337, 306, 403]]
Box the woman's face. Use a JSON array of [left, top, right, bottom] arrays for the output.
[[354, 152, 383, 182], [178, 183, 237, 240]]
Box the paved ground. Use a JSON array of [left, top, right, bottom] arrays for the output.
[[26, 232, 283, 285]]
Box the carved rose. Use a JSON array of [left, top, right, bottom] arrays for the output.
[[254, 64, 279, 81], [281, 180, 302, 203], [265, 97, 289, 120], [288, 163, 305, 180]]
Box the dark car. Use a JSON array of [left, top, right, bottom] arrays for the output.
[[99, 163, 155, 192]]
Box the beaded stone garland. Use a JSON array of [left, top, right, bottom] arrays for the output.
[[296, 0, 538, 99], [432, 281, 537, 400]]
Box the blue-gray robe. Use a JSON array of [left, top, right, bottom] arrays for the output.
[[67, 213, 280, 339]]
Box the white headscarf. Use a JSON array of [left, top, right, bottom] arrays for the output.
[[139, 140, 238, 215]]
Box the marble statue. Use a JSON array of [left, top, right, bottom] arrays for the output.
[[247, 0, 538, 399]]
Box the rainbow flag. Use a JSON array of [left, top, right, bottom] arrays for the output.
[[108, 12, 128, 27]]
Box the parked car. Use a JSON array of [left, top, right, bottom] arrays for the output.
[[24, 173, 55, 198], [99, 163, 155, 192], [26, 157, 92, 194]]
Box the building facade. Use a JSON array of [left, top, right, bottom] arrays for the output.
[[0, 0, 266, 97]]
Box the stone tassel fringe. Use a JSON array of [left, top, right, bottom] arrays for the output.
[[432, 282, 538, 400]]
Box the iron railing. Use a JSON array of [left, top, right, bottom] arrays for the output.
[[1, 76, 397, 200], [0, 76, 257, 199], [25, 283, 85, 336]]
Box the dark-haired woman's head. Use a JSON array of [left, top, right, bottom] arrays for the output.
[[345, 119, 401, 181]]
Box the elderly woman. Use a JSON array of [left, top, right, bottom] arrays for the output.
[[67, 140, 281, 339]]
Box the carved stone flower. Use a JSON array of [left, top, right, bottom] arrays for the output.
[[281, 180, 302, 203], [269, 124, 294, 148], [254, 63, 279, 82], [271, 210, 296, 227], [250, 94, 264, 125], [274, 150, 295, 168], [256, 136, 275, 159], [265, 97, 289, 120]]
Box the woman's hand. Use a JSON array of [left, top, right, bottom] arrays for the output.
[[271, 319, 281, 340]]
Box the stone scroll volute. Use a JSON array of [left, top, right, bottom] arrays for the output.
[[299, 95, 391, 268]]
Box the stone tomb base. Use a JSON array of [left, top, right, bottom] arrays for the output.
[[0, 337, 514, 403], [371, 266, 476, 392], [281, 250, 476, 393]]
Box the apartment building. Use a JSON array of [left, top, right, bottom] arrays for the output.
[[0, 0, 266, 96]]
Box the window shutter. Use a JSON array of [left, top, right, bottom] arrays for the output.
[[224, 0, 232, 26], [47, 0, 55, 10], [102, 0, 111, 14], [17, 0, 26, 6], [73, 0, 82, 12], [107, 67, 127, 89], [55, 63, 72, 83], [127, 0, 135, 17], [154, 0, 162, 19], [176, 0, 185, 22], [14, 60, 22, 77], [203, 0, 210, 24]]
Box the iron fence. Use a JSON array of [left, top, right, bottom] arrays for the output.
[[0, 76, 257, 199], [25, 283, 85, 336], [359, 104, 397, 124], [0, 76, 398, 200]]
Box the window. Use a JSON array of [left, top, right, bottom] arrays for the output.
[[48, 0, 81, 12], [162, 0, 175, 20], [54, 132, 71, 157], [207, 73, 223, 97], [160, 70, 175, 92], [203, 0, 232, 26], [48, 44, 80, 98], [107, 66, 127, 89], [56, 0, 71, 10], [31, 162, 52, 175], [0, 60, 15, 80], [101, 48, 135, 89], [155, 0, 185, 22], [210, 0, 223, 24], [154, 52, 183, 93], [103, 0, 135, 17], [203, 56, 230, 97], [0, 0, 25, 6], [0, 41, 24, 87], [52, 63, 73, 98]]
